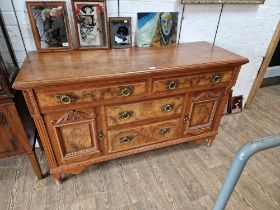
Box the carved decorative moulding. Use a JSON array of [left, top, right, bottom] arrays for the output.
[[53, 110, 95, 126], [193, 91, 222, 102], [180, 0, 264, 4]]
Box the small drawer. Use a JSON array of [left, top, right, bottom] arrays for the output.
[[35, 81, 147, 108], [108, 119, 180, 153], [153, 70, 233, 93], [106, 96, 184, 126]]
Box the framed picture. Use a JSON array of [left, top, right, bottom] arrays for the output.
[[180, 0, 264, 3], [136, 12, 178, 47], [228, 95, 243, 114], [26, 1, 73, 52], [72, 0, 109, 49], [109, 17, 132, 49]]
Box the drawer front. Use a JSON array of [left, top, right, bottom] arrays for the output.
[[108, 119, 180, 153], [153, 70, 233, 93], [35, 81, 147, 108], [106, 96, 184, 126]]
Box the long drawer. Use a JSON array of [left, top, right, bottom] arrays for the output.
[[106, 95, 184, 126], [35, 81, 147, 109], [108, 119, 180, 153], [153, 70, 233, 93]]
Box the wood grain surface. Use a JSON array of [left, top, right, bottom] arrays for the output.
[[1, 85, 279, 210], [12, 42, 248, 89], [153, 70, 233, 93], [35, 81, 147, 108], [106, 96, 183, 126], [108, 119, 180, 153]]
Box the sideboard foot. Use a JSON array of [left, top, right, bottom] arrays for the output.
[[53, 173, 62, 185], [207, 137, 215, 147], [55, 179, 62, 186]]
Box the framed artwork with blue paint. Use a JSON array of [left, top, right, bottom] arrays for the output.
[[136, 12, 178, 47]]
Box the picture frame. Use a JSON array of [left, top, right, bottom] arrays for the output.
[[228, 95, 243, 114], [26, 1, 73, 52], [109, 17, 132, 49], [179, 0, 265, 4], [136, 12, 178, 47], [71, 0, 109, 50]]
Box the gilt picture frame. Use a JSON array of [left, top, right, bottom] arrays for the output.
[[109, 17, 132, 49], [72, 0, 109, 50], [26, 1, 73, 52], [179, 0, 265, 4]]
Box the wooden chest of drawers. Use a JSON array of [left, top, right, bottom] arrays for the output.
[[13, 42, 248, 183]]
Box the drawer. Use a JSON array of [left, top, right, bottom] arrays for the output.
[[108, 119, 180, 153], [106, 95, 184, 126], [35, 81, 147, 108], [153, 70, 233, 93]]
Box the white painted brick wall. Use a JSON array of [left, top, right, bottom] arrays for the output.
[[1, 0, 279, 105]]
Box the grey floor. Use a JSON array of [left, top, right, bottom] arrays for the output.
[[1, 85, 280, 210]]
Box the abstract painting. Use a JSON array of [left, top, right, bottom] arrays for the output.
[[136, 12, 178, 47], [109, 17, 132, 48], [26, 1, 73, 52], [72, 0, 109, 49]]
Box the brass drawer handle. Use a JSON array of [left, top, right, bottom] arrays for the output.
[[118, 86, 134, 96], [119, 111, 133, 119], [120, 135, 134, 143], [160, 128, 170, 136], [98, 131, 105, 140], [162, 104, 174, 112], [166, 80, 177, 90], [56, 94, 74, 104], [183, 116, 189, 123], [211, 74, 222, 83]]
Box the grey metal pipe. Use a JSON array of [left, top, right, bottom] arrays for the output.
[[213, 134, 280, 210]]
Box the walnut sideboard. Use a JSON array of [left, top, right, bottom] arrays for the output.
[[13, 42, 248, 184]]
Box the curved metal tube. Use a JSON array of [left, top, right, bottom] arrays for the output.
[[213, 134, 280, 210]]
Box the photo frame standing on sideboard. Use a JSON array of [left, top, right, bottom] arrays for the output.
[[26, 1, 73, 52], [109, 17, 132, 49], [72, 0, 109, 50]]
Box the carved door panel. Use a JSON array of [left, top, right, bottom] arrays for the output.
[[44, 108, 102, 165], [0, 108, 20, 158], [184, 89, 226, 136]]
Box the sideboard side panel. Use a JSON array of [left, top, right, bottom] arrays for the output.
[[22, 89, 58, 168]]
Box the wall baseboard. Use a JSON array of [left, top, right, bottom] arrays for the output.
[[261, 76, 280, 87]]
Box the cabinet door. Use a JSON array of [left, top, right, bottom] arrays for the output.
[[44, 108, 101, 165], [0, 108, 20, 158], [184, 89, 226, 136]]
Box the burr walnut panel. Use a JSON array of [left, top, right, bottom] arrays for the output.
[[44, 109, 101, 165], [57, 123, 93, 154], [35, 81, 147, 109], [108, 119, 180, 153], [184, 89, 225, 136], [106, 96, 184, 126], [153, 70, 233, 93]]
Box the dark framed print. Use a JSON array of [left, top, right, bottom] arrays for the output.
[[26, 1, 73, 52], [109, 17, 132, 49], [72, 0, 109, 49], [228, 95, 243, 114]]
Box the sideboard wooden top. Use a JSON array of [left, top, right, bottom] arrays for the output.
[[13, 42, 248, 89]]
